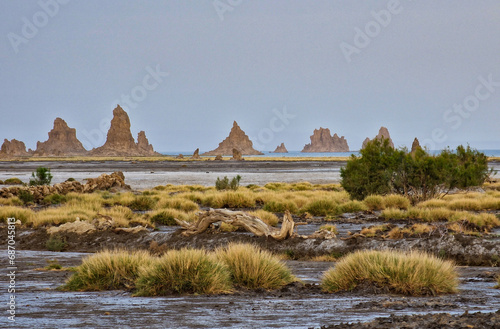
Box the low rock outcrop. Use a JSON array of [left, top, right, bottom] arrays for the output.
[[362, 126, 394, 149], [0, 172, 130, 203], [301, 128, 349, 152], [0, 139, 30, 157], [202, 121, 263, 156], [34, 118, 87, 157], [272, 143, 288, 153], [90, 105, 159, 156]]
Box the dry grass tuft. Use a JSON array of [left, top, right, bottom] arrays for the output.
[[135, 248, 232, 296], [248, 209, 279, 226], [321, 249, 458, 296], [60, 249, 153, 291], [216, 243, 296, 290]]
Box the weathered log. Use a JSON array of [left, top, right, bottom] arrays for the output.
[[174, 209, 297, 241]]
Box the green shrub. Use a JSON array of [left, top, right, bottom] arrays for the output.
[[216, 243, 296, 290], [46, 235, 67, 252], [135, 248, 232, 296], [341, 140, 490, 203], [321, 249, 458, 296], [4, 177, 23, 185], [61, 250, 153, 291], [18, 190, 34, 204], [29, 167, 53, 186], [215, 175, 241, 191]]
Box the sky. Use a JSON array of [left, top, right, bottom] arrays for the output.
[[1, 0, 499, 153]]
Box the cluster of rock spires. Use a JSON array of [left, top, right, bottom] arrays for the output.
[[0, 105, 159, 158], [0, 104, 409, 157], [301, 127, 349, 153]]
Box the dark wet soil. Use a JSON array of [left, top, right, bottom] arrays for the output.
[[2, 250, 499, 329], [5, 222, 500, 266]]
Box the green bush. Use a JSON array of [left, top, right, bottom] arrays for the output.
[[29, 167, 53, 186], [18, 190, 34, 204], [215, 175, 241, 191], [341, 140, 490, 203]]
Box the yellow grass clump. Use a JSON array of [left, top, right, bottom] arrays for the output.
[[155, 196, 199, 212], [216, 243, 296, 290], [321, 249, 458, 296], [0, 206, 34, 224], [32, 204, 97, 227], [363, 195, 385, 211], [248, 209, 279, 226], [135, 248, 232, 296], [60, 249, 154, 291], [381, 208, 407, 220], [382, 194, 410, 210]]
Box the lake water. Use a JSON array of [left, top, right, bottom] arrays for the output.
[[162, 150, 500, 158]]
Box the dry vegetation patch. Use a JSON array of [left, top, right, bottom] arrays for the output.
[[321, 250, 458, 296], [215, 243, 296, 290], [60, 249, 153, 291]]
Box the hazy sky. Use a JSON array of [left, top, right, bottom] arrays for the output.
[[1, 0, 499, 152]]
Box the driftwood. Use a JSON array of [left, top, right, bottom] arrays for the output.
[[175, 209, 298, 241]]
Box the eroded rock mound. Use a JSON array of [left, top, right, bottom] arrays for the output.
[[191, 148, 201, 159], [273, 143, 288, 153], [362, 126, 394, 149], [301, 128, 349, 152], [90, 105, 158, 156], [0, 139, 30, 157], [202, 121, 263, 156], [34, 118, 87, 157]]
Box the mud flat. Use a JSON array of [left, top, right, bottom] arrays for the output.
[[1, 250, 499, 329], [0, 160, 346, 189]]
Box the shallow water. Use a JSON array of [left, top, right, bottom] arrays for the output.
[[3, 250, 499, 329]]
